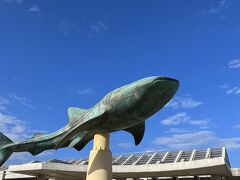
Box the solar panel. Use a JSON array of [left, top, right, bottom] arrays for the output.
[[124, 154, 142, 165], [60, 147, 226, 166], [136, 153, 154, 165], [162, 152, 179, 163], [210, 148, 222, 158], [193, 150, 207, 160], [178, 150, 192, 162], [148, 152, 166, 164], [112, 154, 131, 165]]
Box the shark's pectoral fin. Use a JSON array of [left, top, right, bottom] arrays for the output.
[[73, 133, 93, 151], [68, 107, 88, 122], [68, 131, 89, 148], [63, 131, 93, 151], [124, 122, 145, 145], [28, 148, 45, 156]]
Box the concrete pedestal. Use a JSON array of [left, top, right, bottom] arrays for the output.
[[86, 132, 112, 180]]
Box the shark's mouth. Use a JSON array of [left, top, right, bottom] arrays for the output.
[[153, 76, 179, 84]]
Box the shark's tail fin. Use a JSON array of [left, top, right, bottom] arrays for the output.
[[0, 133, 13, 167]]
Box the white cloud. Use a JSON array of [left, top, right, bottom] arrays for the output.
[[166, 97, 203, 109], [8, 151, 53, 165], [68, 88, 93, 95], [221, 85, 240, 95], [233, 124, 240, 128], [226, 87, 240, 95], [167, 128, 192, 134], [8, 94, 35, 108], [11, 123, 26, 133], [58, 21, 75, 36], [58, 19, 108, 38], [0, 112, 29, 141], [117, 142, 134, 149], [208, 0, 230, 14], [28, 5, 40, 15], [0, 97, 10, 105], [88, 21, 108, 38], [153, 131, 215, 150], [0, 97, 9, 111], [189, 119, 209, 126], [161, 112, 190, 125], [220, 84, 229, 89], [0, 94, 51, 164], [161, 112, 209, 127], [0, 94, 36, 141], [228, 59, 240, 69], [77, 88, 93, 95], [152, 130, 240, 150], [219, 137, 240, 149], [0, 94, 35, 111]]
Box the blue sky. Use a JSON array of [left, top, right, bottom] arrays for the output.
[[0, 0, 240, 167]]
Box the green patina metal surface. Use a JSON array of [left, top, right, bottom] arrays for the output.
[[0, 76, 179, 167]]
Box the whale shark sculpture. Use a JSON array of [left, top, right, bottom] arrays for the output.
[[0, 76, 179, 166]]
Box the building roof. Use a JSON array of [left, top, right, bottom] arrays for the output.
[[2, 147, 237, 179], [64, 147, 230, 166]]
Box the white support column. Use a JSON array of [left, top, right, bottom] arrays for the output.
[[205, 148, 211, 159], [174, 150, 182, 163], [133, 153, 144, 165], [190, 149, 196, 161], [113, 155, 122, 164], [222, 147, 226, 158], [122, 154, 133, 165], [146, 152, 156, 164], [86, 132, 112, 180], [1, 171, 6, 180], [161, 152, 169, 163]]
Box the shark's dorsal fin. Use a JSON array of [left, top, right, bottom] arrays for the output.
[[68, 107, 88, 122], [124, 122, 145, 145], [56, 108, 106, 149], [32, 132, 45, 138]]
